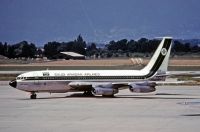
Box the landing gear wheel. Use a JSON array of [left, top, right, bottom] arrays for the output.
[[30, 93, 37, 99], [83, 91, 94, 97]]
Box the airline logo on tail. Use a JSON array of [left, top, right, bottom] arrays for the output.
[[161, 48, 167, 56]]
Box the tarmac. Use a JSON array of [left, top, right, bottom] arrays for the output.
[[0, 81, 200, 132]]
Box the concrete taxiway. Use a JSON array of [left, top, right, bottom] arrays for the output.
[[0, 81, 200, 132]]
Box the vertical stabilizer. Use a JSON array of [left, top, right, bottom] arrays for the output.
[[142, 37, 172, 78]]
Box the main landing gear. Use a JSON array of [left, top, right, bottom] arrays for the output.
[[30, 92, 37, 99], [83, 91, 94, 97]]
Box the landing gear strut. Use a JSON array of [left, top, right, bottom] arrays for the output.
[[83, 91, 94, 97], [30, 92, 37, 99]]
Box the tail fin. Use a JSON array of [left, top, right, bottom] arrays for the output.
[[142, 37, 172, 78]]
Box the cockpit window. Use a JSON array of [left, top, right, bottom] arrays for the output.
[[16, 77, 22, 80]]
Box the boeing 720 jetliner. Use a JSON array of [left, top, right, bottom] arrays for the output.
[[9, 37, 172, 99]]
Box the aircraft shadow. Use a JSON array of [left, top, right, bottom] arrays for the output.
[[18, 92, 200, 100], [115, 96, 199, 100], [18, 93, 102, 100], [116, 92, 200, 99], [156, 93, 184, 96], [181, 114, 200, 116], [18, 96, 68, 100]]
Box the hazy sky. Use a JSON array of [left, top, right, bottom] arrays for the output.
[[0, 0, 200, 44]]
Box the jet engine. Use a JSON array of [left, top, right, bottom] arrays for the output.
[[92, 87, 118, 96], [129, 82, 156, 93]]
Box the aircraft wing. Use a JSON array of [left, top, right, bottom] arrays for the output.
[[69, 81, 157, 96], [68, 77, 198, 96]]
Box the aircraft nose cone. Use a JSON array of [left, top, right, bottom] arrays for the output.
[[9, 80, 17, 88]]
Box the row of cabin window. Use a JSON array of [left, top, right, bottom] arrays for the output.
[[24, 76, 145, 80]]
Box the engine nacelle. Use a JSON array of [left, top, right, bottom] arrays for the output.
[[129, 84, 156, 93], [92, 87, 118, 96]]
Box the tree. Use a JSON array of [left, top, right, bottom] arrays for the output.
[[106, 39, 128, 51], [3, 42, 8, 56], [7, 45, 15, 58], [191, 45, 200, 52], [21, 43, 36, 58], [173, 41, 185, 52], [44, 41, 61, 59], [86, 43, 97, 56], [137, 38, 149, 53], [147, 39, 160, 53], [184, 43, 191, 52], [117, 39, 128, 51], [0, 42, 4, 55], [71, 34, 86, 55], [127, 40, 136, 52], [76, 34, 84, 43]]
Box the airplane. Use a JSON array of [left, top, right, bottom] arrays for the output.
[[9, 37, 172, 99]]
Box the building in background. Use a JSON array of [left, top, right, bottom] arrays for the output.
[[53, 52, 85, 60]]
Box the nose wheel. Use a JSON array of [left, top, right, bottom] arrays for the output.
[[30, 92, 37, 99]]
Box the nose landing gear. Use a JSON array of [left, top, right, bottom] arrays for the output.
[[30, 92, 37, 99]]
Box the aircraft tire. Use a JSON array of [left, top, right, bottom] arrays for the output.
[[30, 94, 37, 99], [83, 91, 94, 97]]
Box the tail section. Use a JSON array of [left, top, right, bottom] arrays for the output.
[[142, 37, 172, 78]]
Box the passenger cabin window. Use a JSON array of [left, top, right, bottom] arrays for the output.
[[43, 72, 50, 76]]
